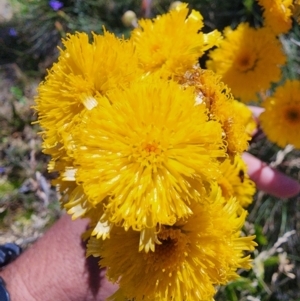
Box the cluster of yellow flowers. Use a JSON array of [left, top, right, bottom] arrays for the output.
[[207, 0, 300, 149], [35, 3, 258, 300]]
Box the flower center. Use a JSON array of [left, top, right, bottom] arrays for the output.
[[144, 227, 188, 274], [131, 139, 167, 171], [236, 53, 257, 72], [285, 107, 300, 124], [151, 43, 161, 53], [143, 142, 161, 154]]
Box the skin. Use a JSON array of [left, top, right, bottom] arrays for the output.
[[0, 215, 118, 301], [1, 107, 299, 300], [243, 152, 300, 198]]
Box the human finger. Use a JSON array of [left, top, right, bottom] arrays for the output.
[[242, 152, 300, 198], [248, 105, 264, 119]]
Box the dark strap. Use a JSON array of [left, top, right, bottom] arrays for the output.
[[0, 276, 10, 301], [0, 243, 22, 268]]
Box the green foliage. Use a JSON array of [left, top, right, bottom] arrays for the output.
[[10, 86, 26, 104], [255, 224, 268, 246], [0, 180, 15, 198]]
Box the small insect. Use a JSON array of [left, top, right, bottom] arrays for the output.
[[238, 169, 245, 183]]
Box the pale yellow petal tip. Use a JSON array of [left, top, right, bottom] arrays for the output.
[[195, 94, 205, 105], [169, 1, 182, 11], [92, 220, 113, 240], [188, 9, 203, 24], [203, 30, 222, 50], [171, 1, 188, 11], [67, 204, 87, 219], [83, 96, 98, 110], [139, 227, 162, 253], [62, 167, 77, 181]]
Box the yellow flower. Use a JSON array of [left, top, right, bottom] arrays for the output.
[[207, 23, 286, 102], [87, 187, 257, 301], [259, 79, 300, 148], [52, 160, 114, 239], [293, 0, 300, 24], [231, 100, 257, 137], [177, 67, 252, 155], [72, 75, 226, 243], [34, 31, 140, 160], [218, 155, 256, 209], [257, 0, 293, 34], [131, 2, 221, 76], [46, 153, 89, 219]]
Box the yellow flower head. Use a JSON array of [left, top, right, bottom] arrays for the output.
[[231, 100, 258, 136], [35, 31, 140, 159], [177, 67, 252, 155], [259, 79, 300, 148], [131, 2, 221, 76], [207, 23, 286, 102], [257, 0, 293, 34], [87, 188, 257, 301], [293, 0, 300, 24], [45, 151, 90, 219], [218, 155, 256, 209], [71, 75, 226, 238]]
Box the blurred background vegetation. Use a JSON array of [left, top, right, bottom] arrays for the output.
[[0, 1, 299, 300]]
